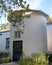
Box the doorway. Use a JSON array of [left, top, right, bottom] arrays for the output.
[[13, 41, 22, 61]]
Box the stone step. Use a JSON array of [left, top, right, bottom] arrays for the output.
[[0, 62, 18, 65]]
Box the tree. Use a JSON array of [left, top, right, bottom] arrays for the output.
[[0, 0, 29, 24], [1, 23, 10, 29], [0, 0, 29, 14], [0, 0, 30, 32]]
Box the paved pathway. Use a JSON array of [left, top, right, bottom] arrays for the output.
[[0, 62, 18, 65]]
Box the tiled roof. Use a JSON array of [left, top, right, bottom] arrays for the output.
[[0, 28, 10, 33]]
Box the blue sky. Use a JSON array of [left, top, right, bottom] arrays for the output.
[[1, 0, 52, 23], [27, 0, 52, 16]]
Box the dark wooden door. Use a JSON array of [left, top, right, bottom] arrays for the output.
[[13, 41, 22, 61]]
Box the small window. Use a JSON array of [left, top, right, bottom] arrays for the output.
[[0, 5, 1, 7], [6, 38, 10, 49], [0, 33, 2, 36], [14, 31, 21, 38]]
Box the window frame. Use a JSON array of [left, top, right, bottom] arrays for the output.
[[6, 38, 10, 49], [14, 31, 21, 39]]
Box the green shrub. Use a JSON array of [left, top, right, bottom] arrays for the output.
[[2, 57, 10, 63], [32, 52, 49, 65], [0, 52, 9, 58], [46, 53, 52, 64], [0, 58, 3, 64], [0, 57, 10, 64], [48, 54, 52, 63], [20, 56, 32, 65], [0, 52, 11, 64], [49, 63, 52, 65], [20, 52, 49, 65]]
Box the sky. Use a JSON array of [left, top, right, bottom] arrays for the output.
[[27, 0, 52, 16], [1, 0, 52, 24]]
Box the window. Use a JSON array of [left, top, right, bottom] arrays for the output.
[[6, 38, 10, 49], [14, 31, 21, 38], [0, 33, 2, 36]]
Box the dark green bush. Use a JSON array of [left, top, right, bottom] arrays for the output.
[[46, 53, 52, 64], [2, 57, 10, 63], [0, 57, 10, 64], [49, 63, 52, 65], [49, 54, 52, 63], [0, 58, 3, 64], [0, 52, 9, 58], [0, 52, 11, 64], [20, 56, 32, 65]]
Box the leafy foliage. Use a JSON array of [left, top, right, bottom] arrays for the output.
[[0, 0, 29, 13], [0, 57, 10, 64], [7, 10, 30, 23], [48, 17, 52, 21], [0, 0, 29, 24], [0, 52, 10, 64], [1, 23, 10, 29], [20, 52, 49, 65], [46, 54, 52, 64]]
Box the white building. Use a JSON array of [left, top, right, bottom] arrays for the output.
[[9, 10, 49, 61], [0, 29, 10, 53], [47, 20, 52, 53]]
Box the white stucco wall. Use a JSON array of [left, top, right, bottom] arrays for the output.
[[0, 31, 10, 52], [10, 12, 48, 59], [47, 24, 52, 53], [23, 13, 47, 56]]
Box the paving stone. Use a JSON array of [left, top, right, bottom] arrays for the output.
[[0, 62, 18, 65]]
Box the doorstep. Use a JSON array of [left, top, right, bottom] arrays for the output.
[[0, 62, 18, 65]]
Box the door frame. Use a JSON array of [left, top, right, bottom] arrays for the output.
[[13, 40, 23, 61]]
